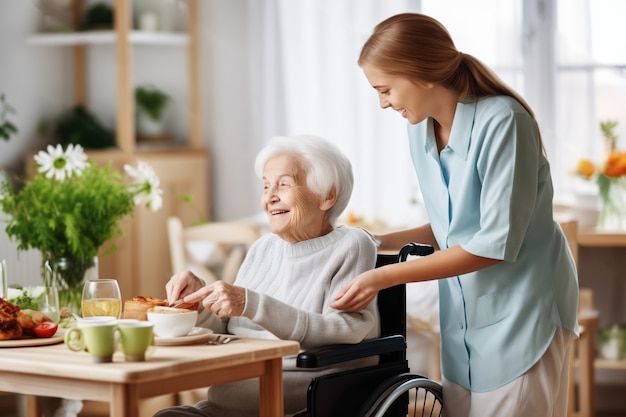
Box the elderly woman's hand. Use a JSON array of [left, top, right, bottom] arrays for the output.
[[185, 280, 246, 318], [165, 270, 206, 305]]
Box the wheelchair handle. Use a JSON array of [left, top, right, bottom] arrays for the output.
[[398, 243, 434, 262]]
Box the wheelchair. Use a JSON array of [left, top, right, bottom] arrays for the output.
[[295, 243, 443, 417]]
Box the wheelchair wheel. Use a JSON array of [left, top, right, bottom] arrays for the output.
[[361, 373, 443, 417]]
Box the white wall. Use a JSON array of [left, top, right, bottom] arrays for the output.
[[0, 0, 263, 221], [201, 0, 265, 221], [0, 1, 75, 174]]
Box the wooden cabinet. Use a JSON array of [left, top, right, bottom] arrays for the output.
[[577, 229, 626, 373], [90, 149, 209, 300], [28, 0, 209, 300]]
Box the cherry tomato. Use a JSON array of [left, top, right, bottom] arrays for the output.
[[33, 322, 59, 338]]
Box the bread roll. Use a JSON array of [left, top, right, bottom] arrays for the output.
[[123, 296, 167, 321]]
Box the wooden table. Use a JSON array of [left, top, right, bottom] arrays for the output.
[[0, 336, 300, 417]]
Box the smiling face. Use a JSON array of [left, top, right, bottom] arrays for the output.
[[261, 154, 334, 243], [361, 64, 434, 125]]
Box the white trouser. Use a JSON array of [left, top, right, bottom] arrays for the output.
[[443, 327, 576, 417]]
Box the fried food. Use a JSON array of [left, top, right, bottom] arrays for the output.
[[0, 298, 54, 340], [0, 297, 23, 340], [17, 309, 53, 337]]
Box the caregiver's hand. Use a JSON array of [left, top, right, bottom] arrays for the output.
[[330, 268, 384, 312]]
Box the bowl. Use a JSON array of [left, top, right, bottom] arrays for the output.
[[147, 306, 198, 338]]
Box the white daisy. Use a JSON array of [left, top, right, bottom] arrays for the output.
[[35, 144, 68, 181], [124, 161, 163, 212], [64, 144, 89, 176], [34, 144, 89, 181]]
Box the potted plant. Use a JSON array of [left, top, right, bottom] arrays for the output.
[[0, 93, 17, 142], [134, 85, 170, 140], [82, 2, 114, 30]]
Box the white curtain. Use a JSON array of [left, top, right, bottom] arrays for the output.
[[555, 0, 626, 196], [248, 0, 625, 224], [250, 0, 427, 227]]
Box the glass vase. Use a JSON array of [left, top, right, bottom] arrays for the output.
[[43, 256, 99, 317], [598, 178, 626, 230]]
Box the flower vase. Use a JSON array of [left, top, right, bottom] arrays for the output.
[[598, 177, 626, 230], [43, 256, 99, 316]]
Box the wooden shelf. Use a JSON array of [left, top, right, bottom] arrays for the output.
[[27, 30, 189, 46], [25, 0, 210, 299], [578, 229, 626, 247]]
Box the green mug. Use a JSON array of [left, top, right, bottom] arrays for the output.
[[116, 319, 154, 362], [64, 323, 118, 363]]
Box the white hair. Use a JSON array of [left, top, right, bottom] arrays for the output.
[[254, 135, 354, 225]]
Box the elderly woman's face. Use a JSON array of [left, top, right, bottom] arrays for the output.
[[261, 154, 333, 243]]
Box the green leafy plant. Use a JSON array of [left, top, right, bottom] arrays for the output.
[[7, 287, 39, 310], [178, 193, 208, 225], [135, 85, 170, 121], [54, 106, 116, 149], [82, 2, 114, 30], [0, 94, 18, 142], [0, 144, 163, 264]]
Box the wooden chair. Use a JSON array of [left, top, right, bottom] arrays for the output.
[[166, 216, 261, 283], [560, 219, 599, 417]]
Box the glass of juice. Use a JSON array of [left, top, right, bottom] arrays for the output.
[[81, 279, 122, 319]]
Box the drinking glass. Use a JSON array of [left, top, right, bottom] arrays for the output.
[[0, 259, 7, 299], [24, 285, 60, 323], [81, 279, 122, 319]]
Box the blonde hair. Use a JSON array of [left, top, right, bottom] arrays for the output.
[[359, 13, 544, 151]]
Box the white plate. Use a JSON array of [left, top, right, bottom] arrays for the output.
[[154, 327, 214, 346], [0, 330, 64, 348]]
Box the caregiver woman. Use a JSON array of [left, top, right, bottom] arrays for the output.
[[331, 13, 579, 417]]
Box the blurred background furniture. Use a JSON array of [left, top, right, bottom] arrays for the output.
[[166, 216, 261, 283], [569, 288, 600, 417], [24, 0, 210, 302], [559, 219, 600, 417], [406, 280, 441, 382]]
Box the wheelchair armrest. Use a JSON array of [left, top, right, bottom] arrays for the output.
[[296, 335, 406, 368]]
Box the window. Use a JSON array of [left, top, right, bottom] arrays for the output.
[[256, 0, 626, 225], [556, 0, 626, 196], [424, 0, 626, 200]]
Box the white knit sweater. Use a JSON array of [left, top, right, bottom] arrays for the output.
[[195, 225, 380, 416]]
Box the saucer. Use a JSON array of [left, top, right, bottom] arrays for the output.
[[154, 327, 214, 346]]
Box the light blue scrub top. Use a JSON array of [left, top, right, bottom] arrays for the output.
[[407, 96, 579, 392]]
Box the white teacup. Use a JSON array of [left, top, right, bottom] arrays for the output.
[[147, 307, 198, 338]]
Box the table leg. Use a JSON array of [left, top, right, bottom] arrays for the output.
[[259, 358, 284, 417], [110, 384, 139, 417], [25, 395, 40, 417]]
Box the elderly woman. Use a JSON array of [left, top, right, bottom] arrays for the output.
[[155, 135, 380, 417]]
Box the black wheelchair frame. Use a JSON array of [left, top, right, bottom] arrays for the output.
[[294, 243, 443, 417]]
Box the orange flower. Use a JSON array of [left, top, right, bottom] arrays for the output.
[[577, 159, 596, 179], [602, 151, 626, 178], [346, 211, 361, 226]]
